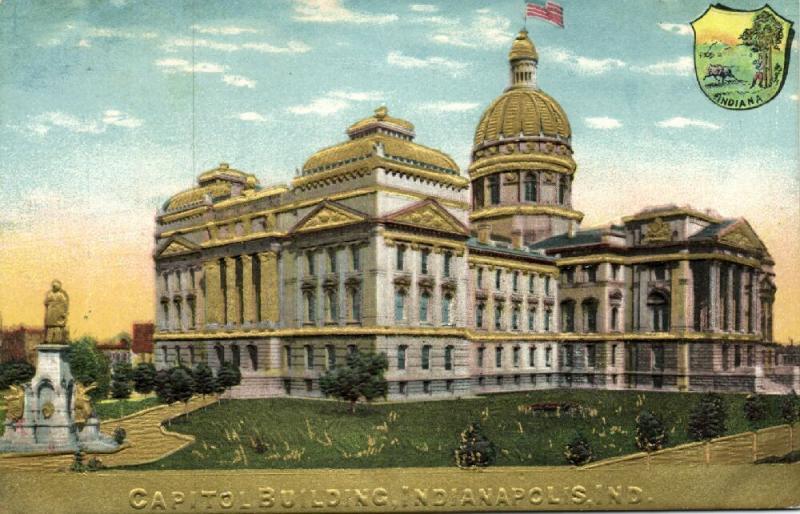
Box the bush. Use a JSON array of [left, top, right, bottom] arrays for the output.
[[110, 362, 133, 400], [70, 449, 86, 472], [319, 351, 388, 413], [169, 367, 195, 405], [192, 363, 217, 397], [635, 410, 667, 452], [743, 394, 769, 427], [154, 369, 174, 404], [454, 422, 497, 468], [216, 361, 242, 396], [113, 427, 127, 445], [564, 433, 593, 466], [0, 361, 35, 389], [688, 393, 727, 441], [779, 393, 799, 424], [132, 362, 157, 395], [68, 337, 111, 401]]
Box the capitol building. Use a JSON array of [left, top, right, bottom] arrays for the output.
[[153, 30, 797, 398]]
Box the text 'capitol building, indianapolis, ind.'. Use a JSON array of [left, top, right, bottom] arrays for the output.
[[152, 30, 798, 399]]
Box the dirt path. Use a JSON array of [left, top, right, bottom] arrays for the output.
[[0, 395, 217, 472]]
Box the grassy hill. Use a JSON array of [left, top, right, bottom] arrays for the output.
[[131, 390, 788, 470]]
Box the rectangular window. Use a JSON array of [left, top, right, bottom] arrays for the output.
[[512, 271, 519, 292], [512, 346, 520, 367], [441, 295, 452, 325], [477, 346, 485, 368], [544, 276, 551, 295], [612, 264, 621, 281], [305, 345, 314, 370], [421, 345, 431, 370], [351, 246, 361, 271], [494, 304, 503, 330], [396, 246, 405, 270], [495, 269, 502, 290], [545, 346, 552, 367], [584, 265, 597, 283], [347, 344, 356, 355], [476, 302, 485, 328], [284, 345, 292, 368], [326, 345, 336, 369], [529, 346, 536, 367], [528, 309, 536, 331], [512, 306, 520, 330], [444, 346, 454, 371], [328, 249, 337, 274], [544, 309, 552, 332], [419, 292, 430, 322], [653, 344, 665, 371], [587, 345, 597, 368], [394, 290, 405, 321], [495, 346, 503, 368], [565, 345, 574, 367], [307, 252, 315, 276], [397, 345, 407, 370], [528, 274, 535, 294], [423, 380, 431, 394], [350, 289, 361, 321], [421, 248, 430, 275], [734, 345, 742, 367], [565, 267, 575, 284], [611, 344, 618, 366], [477, 267, 484, 288], [653, 265, 667, 281], [443, 252, 452, 277]]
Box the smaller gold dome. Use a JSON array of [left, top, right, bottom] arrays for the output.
[[347, 106, 415, 136], [508, 29, 538, 62]]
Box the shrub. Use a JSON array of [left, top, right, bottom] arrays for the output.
[[154, 369, 174, 404], [454, 422, 497, 468], [169, 367, 195, 405], [68, 337, 111, 401], [635, 410, 667, 452], [0, 361, 35, 389], [113, 427, 127, 445], [743, 394, 768, 427], [110, 362, 133, 400], [564, 433, 593, 466], [70, 449, 85, 472], [688, 393, 727, 441], [192, 363, 217, 397], [319, 350, 388, 413], [780, 393, 799, 424], [216, 362, 242, 397], [132, 362, 157, 394]]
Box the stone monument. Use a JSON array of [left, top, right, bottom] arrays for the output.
[[0, 280, 118, 453]]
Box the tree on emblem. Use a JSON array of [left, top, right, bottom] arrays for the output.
[[739, 11, 784, 89]]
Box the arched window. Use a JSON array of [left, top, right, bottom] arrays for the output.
[[305, 293, 316, 323], [419, 291, 430, 322], [582, 298, 599, 333], [528, 308, 537, 331], [611, 306, 620, 331], [494, 303, 503, 330], [444, 345, 454, 370], [476, 302, 485, 328], [558, 176, 568, 204], [488, 175, 500, 205], [560, 300, 576, 332], [349, 288, 361, 321], [647, 291, 670, 332], [473, 177, 485, 208], [247, 344, 258, 370], [511, 305, 520, 330], [441, 294, 453, 325], [544, 309, 552, 332], [524, 172, 537, 201], [231, 345, 241, 369], [326, 290, 338, 322]]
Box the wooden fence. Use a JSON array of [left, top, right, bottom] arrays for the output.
[[586, 423, 799, 469]]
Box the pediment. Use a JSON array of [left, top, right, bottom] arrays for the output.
[[156, 236, 200, 258], [718, 220, 766, 252], [386, 199, 468, 235], [291, 201, 368, 234]]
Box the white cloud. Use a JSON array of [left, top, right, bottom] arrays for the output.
[[789, 93, 798, 101], [634, 56, 693, 76], [235, 112, 268, 123], [412, 15, 457, 26], [77, 39, 91, 48], [430, 13, 511, 48], [86, 27, 158, 40], [658, 23, 693, 36], [585, 116, 622, 130], [190, 25, 258, 35], [287, 89, 384, 116], [222, 74, 257, 88], [155, 58, 227, 73], [656, 117, 721, 130], [293, 0, 398, 24], [28, 110, 142, 135], [102, 109, 143, 128], [543, 47, 627, 75], [417, 101, 479, 113], [410, 4, 438, 12], [164, 38, 311, 54], [387, 51, 468, 77]]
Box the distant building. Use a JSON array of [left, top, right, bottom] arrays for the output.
[[97, 333, 132, 366], [132, 322, 155, 364], [0, 326, 43, 365], [153, 30, 796, 398]]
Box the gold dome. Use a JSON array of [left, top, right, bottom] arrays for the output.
[[347, 106, 415, 136], [508, 29, 538, 61], [473, 88, 571, 146]]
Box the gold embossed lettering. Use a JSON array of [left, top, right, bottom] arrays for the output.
[[326, 489, 341, 507], [460, 488, 475, 506], [608, 486, 622, 504], [628, 486, 643, 504], [280, 490, 295, 508], [129, 488, 148, 510], [219, 491, 234, 509], [353, 489, 369, 506], [478, 488, 492, 506], [151, 491, 167, 510], [200, 490, 218, 510], [309, 489, 324, 508], [431, 489, 447, 507], [239, 491, 252, 509], [511, 488, 525, 505], [258, 488, 275, 508], [496, 488, 510, 506], [571, 486, 587, 504], [546, 486, 561, 504], [413, 488, 428, 506], [373, 488, 389, 507], [172, 491, 185, 508], [529, 487, 544, 505]]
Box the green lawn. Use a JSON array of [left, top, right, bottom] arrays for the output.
[[132, 390, 789, 470]]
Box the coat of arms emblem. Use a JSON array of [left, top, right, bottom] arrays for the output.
[[691, 4, 794, 109]]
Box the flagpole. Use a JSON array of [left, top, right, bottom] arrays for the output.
[[523, 1, 528, 29]]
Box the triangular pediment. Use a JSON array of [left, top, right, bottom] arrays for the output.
[[291, 201, 368, 234], [385, 199, 468, 235], [718, 219, 767, 252], [156, 236, 200, 258]]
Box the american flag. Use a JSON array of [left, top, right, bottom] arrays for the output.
[[526, 1, 564, 28]]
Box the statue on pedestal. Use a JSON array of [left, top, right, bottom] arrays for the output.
[[44, 279, 70, 344]]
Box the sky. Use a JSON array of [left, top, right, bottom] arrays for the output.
[[0, 0, 798, 342]]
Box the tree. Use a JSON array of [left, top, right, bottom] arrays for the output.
[[779, 393, 799, 424], [743, 393, 769, 427], [564, 433, 593, 466], [216, 361, 242, 398], [132, 362, 157, 394], [454, 422, 497, 468], [154, 369, 174, 404], [635, 410, 668, 452], [68, 337, 111, 401], [739, 10, 784, 88], [192, 362, 217, 398], [110, 362, 133, 400], [688, 393, 727, 441], [319, 350, 388, 413], [169, 367, 195, 411], [0, 361, 35, 389]]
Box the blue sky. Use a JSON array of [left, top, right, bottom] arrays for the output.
[[0, 0, 798, 339]]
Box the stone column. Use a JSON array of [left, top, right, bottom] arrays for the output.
[[638, 266, 649, 331], [195, 266, 206, 328], [677, 342, 690, 392], [725, 265, 734, 332], [241, 255, 256, 325], [202, 260, 223, 327], [737, 267, 746, 332], [752, 271, 762, 335], [224, 256, 238, 327], [671, 260, 693, 332], [708, 261, 720, 332], [258, 251, 279, 324]]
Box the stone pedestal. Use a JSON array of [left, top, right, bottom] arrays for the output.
[[0, 345, 118, 454]]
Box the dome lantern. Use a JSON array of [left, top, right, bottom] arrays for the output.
[[508, 29, 538, 89]]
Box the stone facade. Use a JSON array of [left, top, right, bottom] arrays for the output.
[[153, 30, 796, 399]]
